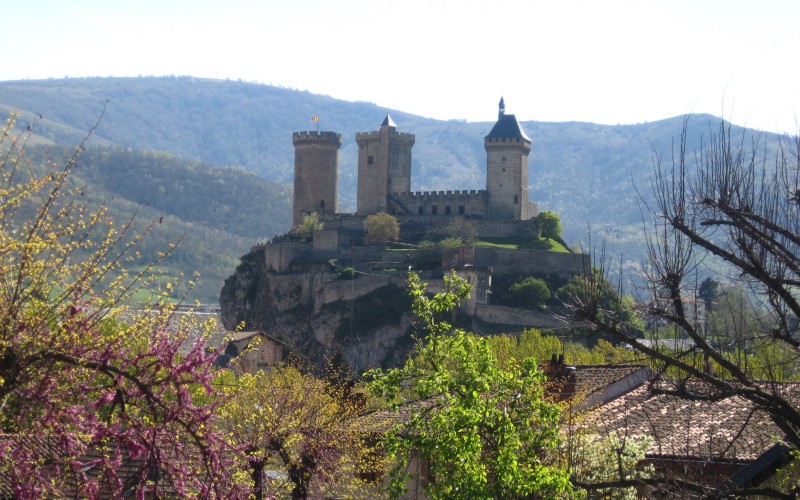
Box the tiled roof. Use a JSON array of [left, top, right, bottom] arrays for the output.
[[231, 330, 263, 342], [117, 308, 229, 355], [585, 380, 793, 462], [229, 330, 286, 345], [354, 398, 440, 436], [0, 433, 175, 497], [573, 365, 649, 402]]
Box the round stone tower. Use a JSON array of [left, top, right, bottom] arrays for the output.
[[484, 97, 533, 220], [292, 131, 342, 227]]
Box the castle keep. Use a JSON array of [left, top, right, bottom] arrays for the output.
[[292, 98, 538, 228]]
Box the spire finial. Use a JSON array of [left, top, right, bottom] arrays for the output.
[[498, 96, 505, 118]]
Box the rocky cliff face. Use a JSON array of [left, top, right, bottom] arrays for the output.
[[219, 246, 417, 373]]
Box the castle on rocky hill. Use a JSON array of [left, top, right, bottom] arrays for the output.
[[292, 98, 538, 234], [220, 99, 591, 372]]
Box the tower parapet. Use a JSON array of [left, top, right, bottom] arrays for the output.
[[292, 131, 342, 227]]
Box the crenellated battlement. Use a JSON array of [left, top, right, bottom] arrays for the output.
[[293, 131, 343, 147], [355, 129, 415, 145], [484, 136, 528, 143], [395, 189, 486, 197], [484, 137, 531, 153]]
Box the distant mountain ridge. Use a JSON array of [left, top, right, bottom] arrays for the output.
[[0, 76, 782, 297]]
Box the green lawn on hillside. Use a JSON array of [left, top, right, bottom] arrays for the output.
[[474, 237, 570, 252]]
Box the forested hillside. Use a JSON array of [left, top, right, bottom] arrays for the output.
[[0, 76, 785, 299], [20, 144, 291, 302]]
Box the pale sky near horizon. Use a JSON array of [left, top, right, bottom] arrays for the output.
[[4, 0, 800, 133]]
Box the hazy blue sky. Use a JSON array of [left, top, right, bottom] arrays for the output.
[[5, 0, 799, 132]]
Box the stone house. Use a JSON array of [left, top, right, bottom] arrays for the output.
[[216, 330, 285, 374]]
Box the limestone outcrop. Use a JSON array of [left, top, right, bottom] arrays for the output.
[[219, 245, 417, 373]]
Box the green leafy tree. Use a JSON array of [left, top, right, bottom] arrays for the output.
[[363, 212, 400, 245], [294, 212, 323, 241], [697, 277, 721, 312], [366, 272, 573, 499], [437, 236, 463, 248], [707, 285, 762, 347], [556, 269, 646, 337], [536, 210, 562, 240], [487, 330, 636, 369], [505, 276, 551, 308]]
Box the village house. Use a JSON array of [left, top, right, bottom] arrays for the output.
[[352, 356, 796, 496]]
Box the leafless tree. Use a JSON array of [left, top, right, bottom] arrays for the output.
[[564, 116, 800, 497]]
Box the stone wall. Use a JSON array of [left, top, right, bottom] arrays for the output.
[[391, 190, 487, 217], [474, 303, 571, 330], [312, 229, 339, 251], [265, 243, 309, 273], [473, 247, 589, 278], [314, 274, 392, 313]]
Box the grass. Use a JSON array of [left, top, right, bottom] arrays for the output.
[[474, 237, 571, 252], [383, 237, 572, 252]]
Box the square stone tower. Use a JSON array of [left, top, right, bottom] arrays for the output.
[[355, 115, 415, 215], [484, 98, 532, 220]]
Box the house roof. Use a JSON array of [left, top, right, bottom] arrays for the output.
[[117, 308, 228, 355], [585, 380, 791, 462], [353, 398, 440, 436], [572, 364, 650, 403], [0, 433, 180, 498], [230, 330, 264, 342], [229, 330, 286, 346]]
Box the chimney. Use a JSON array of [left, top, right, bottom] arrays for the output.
[[543, 353, 577, 402]]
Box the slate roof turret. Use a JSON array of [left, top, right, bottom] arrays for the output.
[[486, 97, 531, 141]]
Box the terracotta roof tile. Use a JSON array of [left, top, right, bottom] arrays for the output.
[[585, 380, 794, 462]]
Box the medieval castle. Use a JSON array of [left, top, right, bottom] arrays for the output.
[[221, 99, 590, 372], [292, 97, 538, 233]]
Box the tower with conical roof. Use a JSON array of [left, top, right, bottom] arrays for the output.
[[292, 130, 342, 227], [355, 114, 415, 215], [484, 97, 532, 219]]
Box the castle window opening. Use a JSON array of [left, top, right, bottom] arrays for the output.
[[502, 156, 506, 162], [320, 199, 325, 208], [459, 205, 465, 215], [514, 195, 518, 204], [445, 206, 451, 215], [431, 205, 438, 215], [367, 156, 374, 165], [418, 206, 424, 215]]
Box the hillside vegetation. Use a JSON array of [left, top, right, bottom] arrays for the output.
[[20, 143, 291, 302], [0, 76, 785, 299]]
